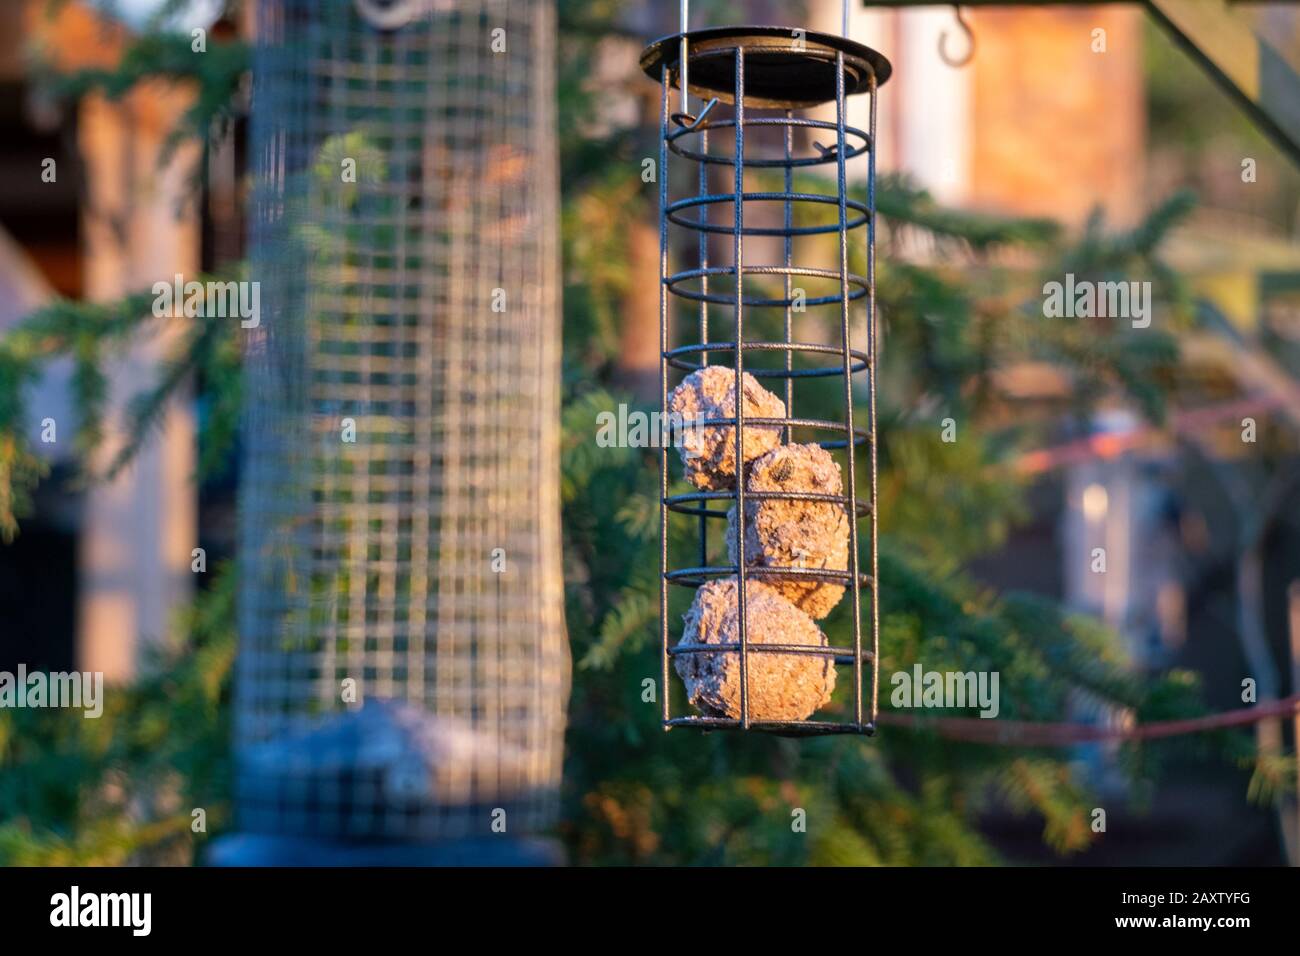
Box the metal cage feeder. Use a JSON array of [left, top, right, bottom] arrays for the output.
[[644, 20, 890, 737]]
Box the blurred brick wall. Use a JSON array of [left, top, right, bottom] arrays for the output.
[[969, 7, 1145, 227]]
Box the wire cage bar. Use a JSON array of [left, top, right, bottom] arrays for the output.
[[642, 24, 889, 737]]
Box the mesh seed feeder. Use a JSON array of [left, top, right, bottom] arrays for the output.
[[216, 0, 569, 864], [645, 6, 889, 735]]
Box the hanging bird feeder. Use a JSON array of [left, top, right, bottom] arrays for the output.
[[644, 5, 890, 736], [218, 0, 569, 864]]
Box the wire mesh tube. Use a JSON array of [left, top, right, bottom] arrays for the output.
[[643, 26, 890, 736], [234, 0, 569, 844]]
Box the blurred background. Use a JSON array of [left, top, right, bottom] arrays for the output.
[[0, 0, 1298, 865]]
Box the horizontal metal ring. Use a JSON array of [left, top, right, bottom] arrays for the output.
[[663, 716, 875, 736], [666, 116, 871, 168], [666, 191, 870, 237], [665, 565, 874, 588], [664, 488, 873, 519], [665, 264, 870, 308], [664, 341, 869, 378], [669, 642, 855, 658]]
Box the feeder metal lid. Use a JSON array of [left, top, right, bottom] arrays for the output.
[[640, 25, 891, 110]]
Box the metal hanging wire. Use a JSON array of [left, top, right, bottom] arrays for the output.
[[645, 6, 890, 736]]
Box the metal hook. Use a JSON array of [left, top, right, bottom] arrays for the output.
[[812, 140, 840, 161], [938, 6, 975, 68], [671, 97, 720, 132]]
